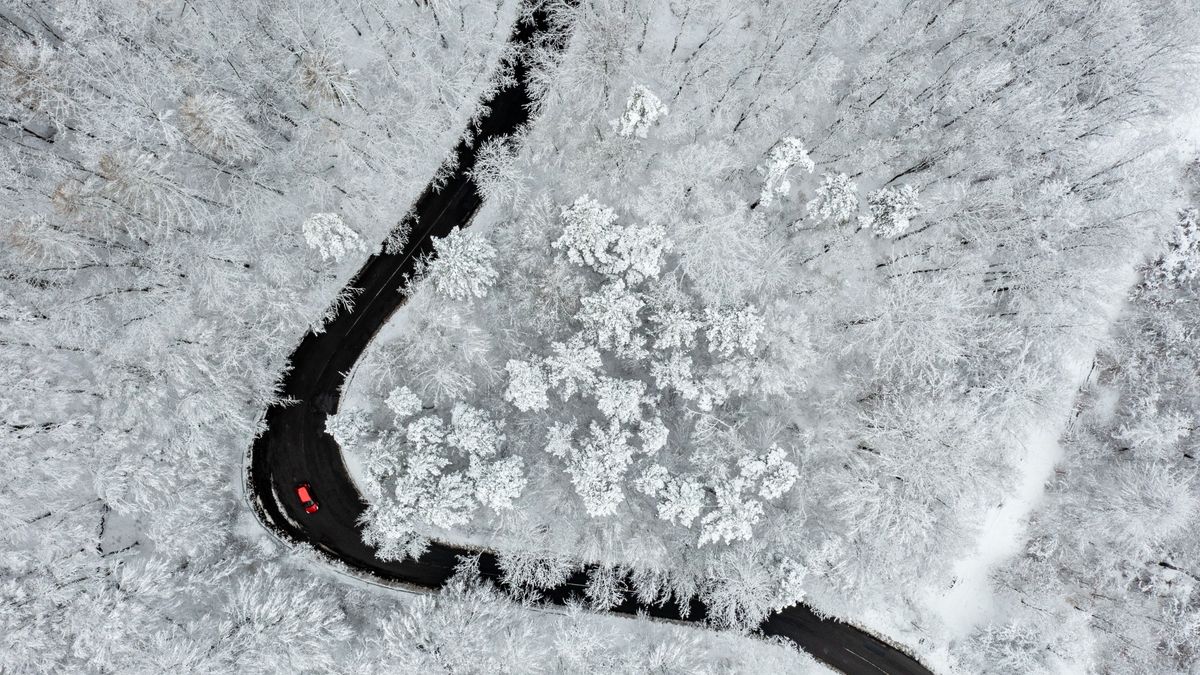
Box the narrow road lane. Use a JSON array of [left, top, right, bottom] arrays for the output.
[[247, 6, 934, 674]]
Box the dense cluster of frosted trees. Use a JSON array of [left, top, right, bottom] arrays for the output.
[[342, 0, 1200, 663], [340, 183, 809, 559]]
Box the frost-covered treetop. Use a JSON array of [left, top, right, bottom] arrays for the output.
[[298, 46, 359, 108], [807, 172, 860, 225], [471, 135, 527, 205], [423, 226, 499, 300], [704, 305, 766, 359], [861, 184, 921, 238], [553, 196, 668, 283], [552, 196, 621, 270], [1146, 207, 1200, 289], [385, 386, 423, 419], [614, 85, 669, 139], [503, 359, 549, 412], [758, 137, 815, 207], [178, 92, 262, 163], [302, 212, 366, 262]]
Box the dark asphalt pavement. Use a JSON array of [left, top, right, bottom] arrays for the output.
[[246, 6, 935, 674]]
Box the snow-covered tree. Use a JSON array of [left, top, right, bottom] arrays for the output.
[[860, 185, 921, 238], [639, 416, 669, 454], [553, 197, 667, 282], [177, 92, 261, 163], [503, 359, 550, 412], [592, 377, 648, 424], [614, 85, 668, 139], [326, 408, 373, 447], [758, 137, 814, 207], [612, 222, 669, 283], [697, 447, 798, 546], [806, 172, 859, 224], [1146, 208, 1200, 288], [543, 421, 576, 459], [646, 300, 701, 352], [653, 474, 705, 527], [740, 446, 799, 500], [565, 421, 638, 517], [959, 621, 1054, 674], [495, 550, 576, 591], [576, 280, 646, 360], [472, 455, 526, 511], [385, 386, 423, 419], [658, 478, 706, 527], [93, 150, 200, 235], [1104, 462, 1196, 545], [0, 40, 76, 127], [649, 351, 701, 405], [704, 305, 765, 358], [378, 565, 543, 673], [544, 334, 602, 399], [471, 135, 527, 205], [634, 463, 671, 497], [446, 403, 505, 459], [554, 196, 622, 271], [700, 483, 765, 546], [297, 45, 359, 107], [303, 212, 366, 262], [423, 226, 499, 300]]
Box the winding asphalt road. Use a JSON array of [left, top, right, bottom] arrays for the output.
[[247, 6, 934, 674]]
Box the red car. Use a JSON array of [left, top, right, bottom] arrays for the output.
[[295, 483, 319, 514]]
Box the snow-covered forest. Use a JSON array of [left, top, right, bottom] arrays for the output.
[[4, 0, 1200, 672]]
